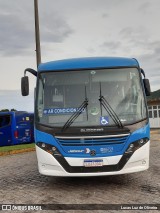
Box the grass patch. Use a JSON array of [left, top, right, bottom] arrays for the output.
[[0, 143, 35, 152]]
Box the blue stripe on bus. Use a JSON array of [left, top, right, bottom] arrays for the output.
[[35, 123, 150, 158]]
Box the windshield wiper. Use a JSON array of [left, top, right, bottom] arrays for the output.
[[99, 83, 123, 128], [62, 86, 88, 132], [62, 99, 88, 132]]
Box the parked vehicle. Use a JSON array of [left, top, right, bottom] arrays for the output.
[[21, 57, 151, 176], [0, 111, 34, 146]]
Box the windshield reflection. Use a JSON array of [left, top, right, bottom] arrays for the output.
[[36, 68, 147, 127]]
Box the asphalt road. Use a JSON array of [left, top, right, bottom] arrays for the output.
[[0, 133, 159, 213]]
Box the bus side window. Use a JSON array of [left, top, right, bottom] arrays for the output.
[[0, 117, 3, 128], [0, 115, 11, 128]]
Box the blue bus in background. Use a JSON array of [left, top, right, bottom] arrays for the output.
[[21, 57, 151, 176], [0, 111, 34, 147]]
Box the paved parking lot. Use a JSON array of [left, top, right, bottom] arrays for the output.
[[0, 133, 159, 213]]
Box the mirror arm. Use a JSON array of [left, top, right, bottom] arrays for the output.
[[141, 68, 146, 78], [24, 68, 37, 77]]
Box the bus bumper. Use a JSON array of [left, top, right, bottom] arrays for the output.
[[35, 141, 150, 177]]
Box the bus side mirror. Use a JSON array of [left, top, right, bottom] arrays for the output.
[[21, 76, 29, 96], [143, 79, 151, 96]]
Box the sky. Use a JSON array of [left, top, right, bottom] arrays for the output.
[[0, 0, 160, 111]]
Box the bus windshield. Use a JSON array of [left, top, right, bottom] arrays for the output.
[[36, 68, 147, 128]]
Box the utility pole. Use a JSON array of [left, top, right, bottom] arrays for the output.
[[34, 0, 41, 68]]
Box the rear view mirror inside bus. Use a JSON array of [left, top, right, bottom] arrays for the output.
[[143, 79, 151, 96], [21, 76, 29, 96]]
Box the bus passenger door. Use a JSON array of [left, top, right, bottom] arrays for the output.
[[0, 114, 12, 146]]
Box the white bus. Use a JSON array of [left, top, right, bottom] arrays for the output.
[[21, 57, 151, 176]]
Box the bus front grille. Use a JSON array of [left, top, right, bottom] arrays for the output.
[[56, 134, 129, 146]]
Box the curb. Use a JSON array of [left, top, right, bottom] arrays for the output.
[[0, 147, 35, 157], [150, 138, 160, 141], [150, 131, 160, 135], [150, 129, 160, 134]]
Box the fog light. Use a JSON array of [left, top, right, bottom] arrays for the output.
[[142, 160, 146, 164]]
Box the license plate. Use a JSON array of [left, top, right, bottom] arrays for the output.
[[84, 159, 103, 167]]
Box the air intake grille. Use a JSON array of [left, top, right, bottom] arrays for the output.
[[56, 134, 129, 146]]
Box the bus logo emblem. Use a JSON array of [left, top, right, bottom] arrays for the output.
[[90, 150, 96, 156]]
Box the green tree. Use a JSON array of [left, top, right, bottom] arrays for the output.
[[0, 109, 9, 112], [11, 109, 17, 111]]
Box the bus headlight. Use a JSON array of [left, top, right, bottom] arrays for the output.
[[42, 143, 46, 148], [125, 138, 149, 154], [36, 142, 62, 156]]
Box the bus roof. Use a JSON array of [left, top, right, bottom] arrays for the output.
[[0, 111, 28, 116], [38, 57, 140, 72]]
